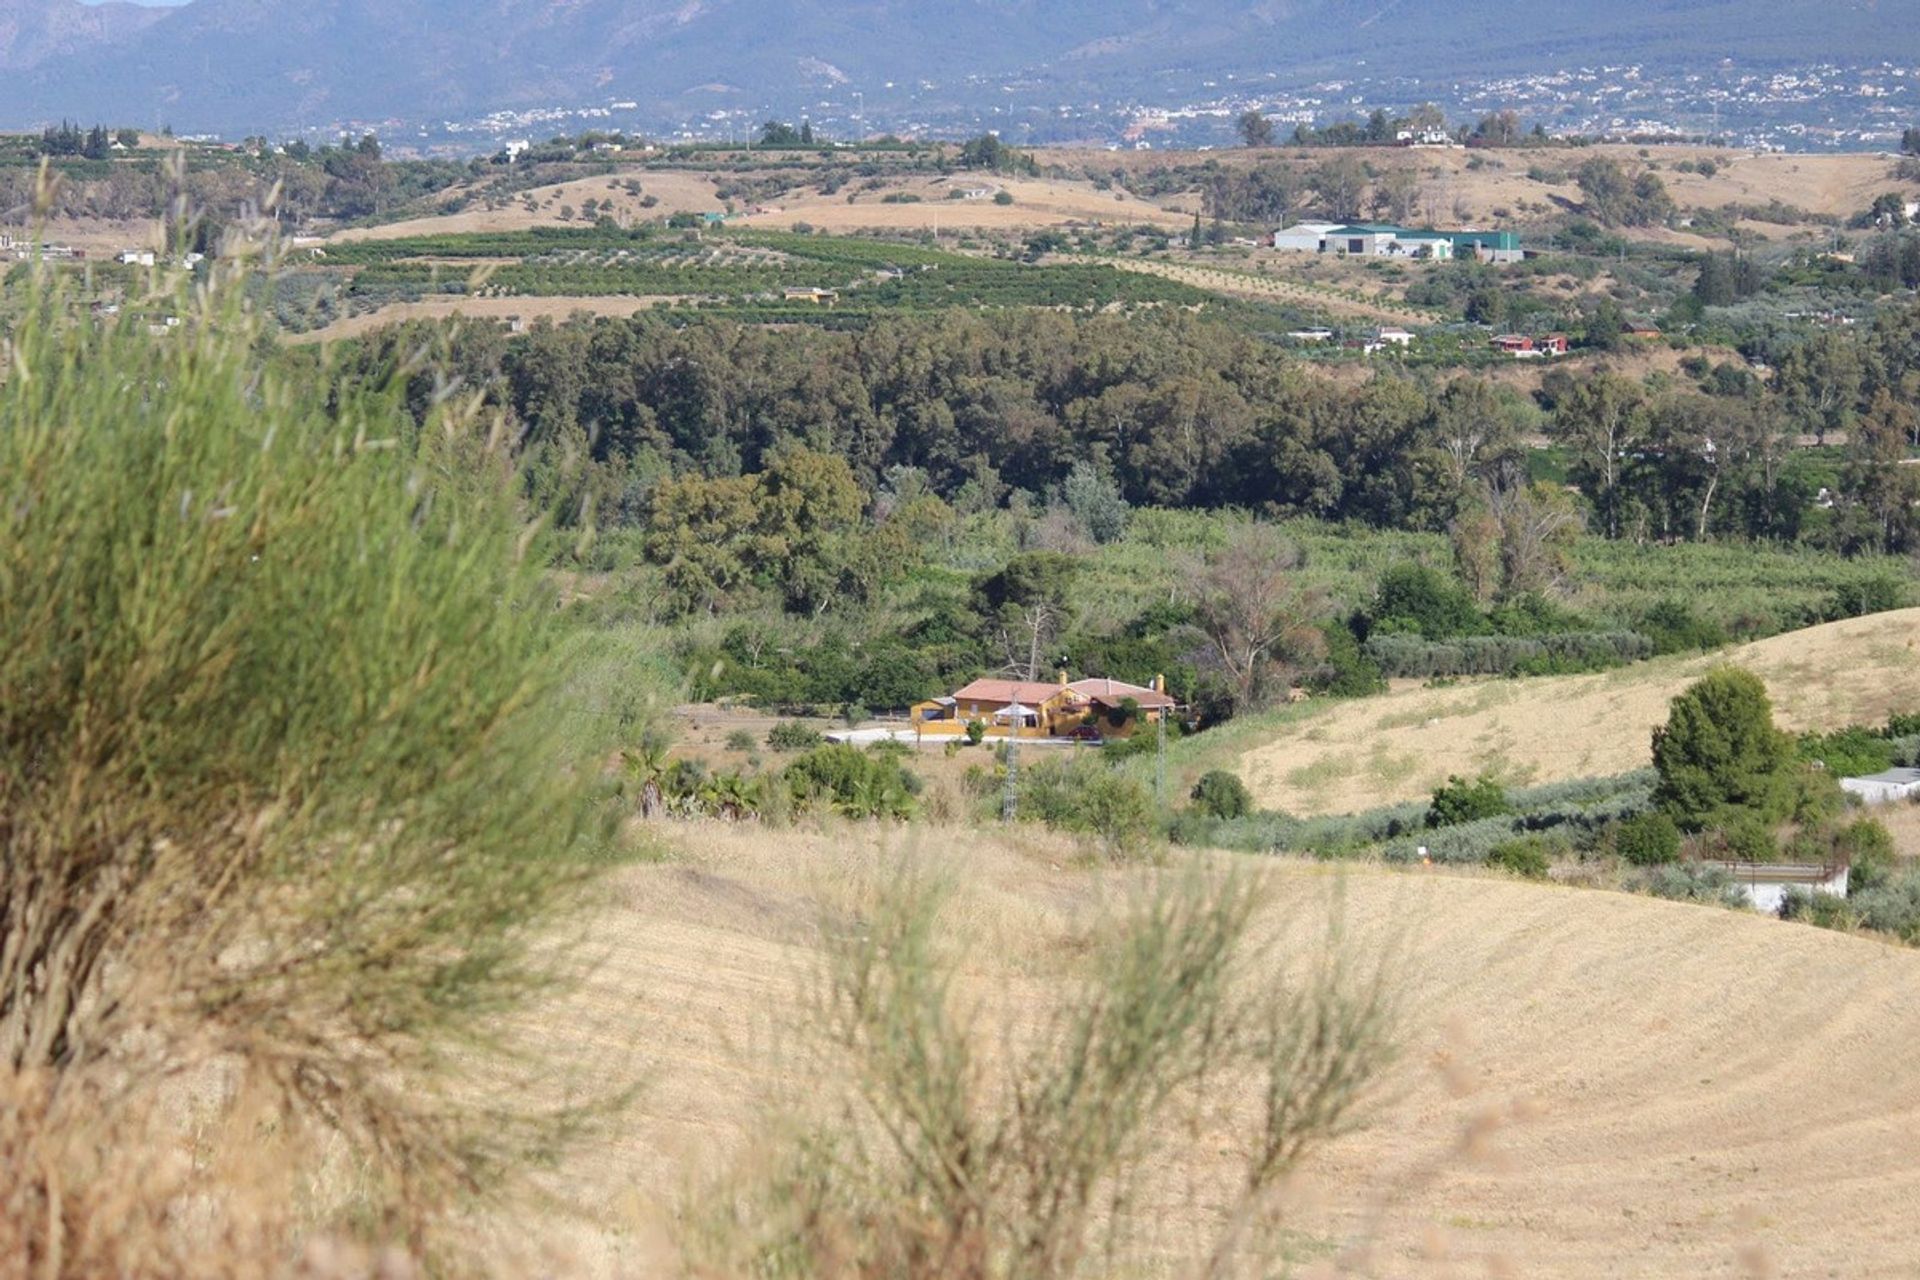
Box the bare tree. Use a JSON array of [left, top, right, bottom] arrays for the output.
[[1490, 481, 1584, 598], [1184, 527, 1328, 712]]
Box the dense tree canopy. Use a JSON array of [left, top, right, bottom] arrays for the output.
[[328, 297, 1920, 578], [1652, 668, 1798, 830]]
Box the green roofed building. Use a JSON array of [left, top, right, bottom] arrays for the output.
[[1446, 230, 1524, 263], [1291, 222, 1522, 263]]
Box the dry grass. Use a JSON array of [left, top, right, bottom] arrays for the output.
[[1238, 609, 1920, 816], [499, 820, 1920, 1277], [734, 173, 1187, 234], [328, 172, 725, 243], [1048, 143, 1898, 237], [318, 169, 1183, 247]]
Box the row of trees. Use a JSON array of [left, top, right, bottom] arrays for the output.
[[1552, 370, 1919, 552], [27, 121, 139, 160], [4, 130, 470, 226], [757, 119, 819, 146], [1199, 155, 1425, 225], [1236, 105, 1551, 151], [342, 304, 1920, 554]]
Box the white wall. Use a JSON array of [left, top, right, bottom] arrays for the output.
[[1841, 777, 1920, 806], [1731, 867, 1849, 914]]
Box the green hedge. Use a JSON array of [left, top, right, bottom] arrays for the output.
[[1364, 631, 1653, 679]]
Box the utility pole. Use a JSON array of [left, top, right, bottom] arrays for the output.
[[1001, 712, 1020, 823], [1155, 707, 1167, 808]]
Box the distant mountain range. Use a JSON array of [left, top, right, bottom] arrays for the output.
[[0, 0, 1911, 137]]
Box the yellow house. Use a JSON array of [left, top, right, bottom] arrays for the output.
[[1065, 676, 1178, 739], [912, 674, 1177, 740]]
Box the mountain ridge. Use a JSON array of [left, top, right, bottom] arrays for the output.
[[0, 0, 1909, 135]]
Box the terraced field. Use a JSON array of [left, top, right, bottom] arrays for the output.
[[1109, 257, 1446, 326]]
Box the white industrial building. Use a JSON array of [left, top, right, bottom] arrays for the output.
[[1270, 222, 1522, 263], [1271, 222, 1458, 260], [1271, 221, 1342, 252], [1322, 225, 1456, 259]]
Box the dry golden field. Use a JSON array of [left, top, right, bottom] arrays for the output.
[[500, 822, 1920, 1277], [285, 293, 683, 344], [732, 172, 1188, 233], [1240, 609, 1920, 816], [328, 171, 728, 242]]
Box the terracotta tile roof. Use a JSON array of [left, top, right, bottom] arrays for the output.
[[952, 679, 1069, 706], [1068, 678, 1178, 710]]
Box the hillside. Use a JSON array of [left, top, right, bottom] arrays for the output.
[[0, 0, 1907, 134], [1237, 609, 1920, 816], [508, 824, 1920, 1276], [0, 0, 160, 71]]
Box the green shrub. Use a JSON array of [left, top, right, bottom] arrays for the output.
[[1850, 871, 1920, 943], [1308, 620, 1386, 696], [1798, 726, 1897, 778], [1712, 811, 1780, 863], [1427, 774, 1512, 829], [1635, 863, 1746, 907], [1487, 837, 1555, 880], [784, 744, 917, 819], [1190, 770, 1254, 820], [1614, 811, 1682, 866], [1829, 576, 1906, 620], [1638, 600, 1728, 655], [1368, 563, 1482, 639], [1081, 771, 1159, 856], [725, 728, 758, 752], [1792, 766, 1846, 827], [0, 268, 606, 1233], [1778, 888, 1857, 930], [767, 720, 825, 752], [1020, 756, 1159, 855], [1836, 818, 1899, 893], [965, 718, 987, 745]]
